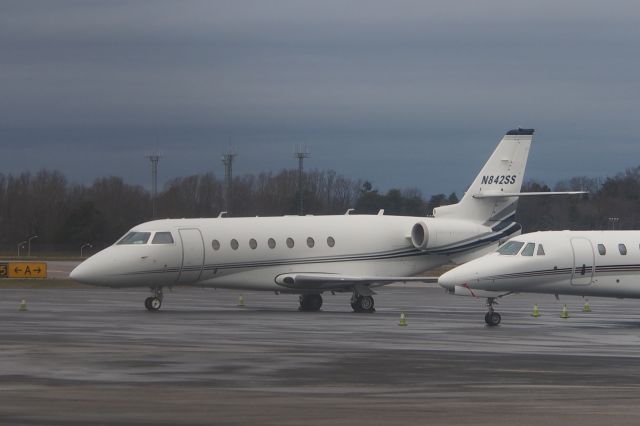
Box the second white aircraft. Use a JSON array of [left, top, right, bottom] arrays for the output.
[[439, 230, 640, 325], [71, 128, 577, 312]]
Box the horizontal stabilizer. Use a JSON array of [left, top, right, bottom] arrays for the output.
[[472, 191, 586, 199], [275, 273, 437, 291]]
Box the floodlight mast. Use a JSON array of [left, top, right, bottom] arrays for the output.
[[147, 154, 162, 219], [27, 235, 38, 257], [294, 145, 310, 215], [221, 149, 237, 216]]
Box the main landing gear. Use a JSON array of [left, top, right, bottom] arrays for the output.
[[299, 294, 323, 312], [145, 287, 163, 312], [484, 297, 501, 326], [351, 293, 375, 313]]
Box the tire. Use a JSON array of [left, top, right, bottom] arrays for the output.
[[309, 294, 323, 311], [487, 312, 501, 326], [144, 297, 153, 311], [353, 296, 375, 313], [299, 294, 322, 312], [150, 297, 162, 311]]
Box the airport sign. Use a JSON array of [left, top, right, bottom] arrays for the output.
[[0, 262, 47, 279]]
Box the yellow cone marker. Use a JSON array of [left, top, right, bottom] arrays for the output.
[[237, 295, 245, 307], [399, 312, 407, 326], [560, 304, 569, 319], [582, 300, 592, 313], [532, 304, 540, 318], [19, 299, 27, 312]]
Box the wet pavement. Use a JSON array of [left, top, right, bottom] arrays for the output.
[[2, 285, 640, 425]]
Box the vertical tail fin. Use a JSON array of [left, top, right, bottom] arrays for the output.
[[433, 128, 534, 224]]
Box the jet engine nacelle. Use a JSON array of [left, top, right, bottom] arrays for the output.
[[410, 219, 490, 251]]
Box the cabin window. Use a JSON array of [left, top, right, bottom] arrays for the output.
[[307, 237, 315, 248], [497, 240, 525, 255], [536, 244, 545, 256], [212, 240, 221, 251], [619, 244, 627, 255], [152, 232, 174, 244], [521, 242, 535, 256], [597, 244, 606, 255], [286, 237, 295, 248], [230, 239, 239, 250], [249, 238, 257, 249], [327, 236, 335, 247], [268, 238, 276, 249], [117, 232, 151, 245]]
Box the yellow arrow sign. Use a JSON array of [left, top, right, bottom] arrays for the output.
[[6, 262, 47, 279]]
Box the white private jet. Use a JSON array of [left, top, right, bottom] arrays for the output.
[[70, 128, 580, 312], [439, 230, 640, 326]]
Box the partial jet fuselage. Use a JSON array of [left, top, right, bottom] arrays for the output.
[[439, 230, 640, 325]]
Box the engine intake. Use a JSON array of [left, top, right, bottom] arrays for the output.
[[410, 219, 490, 251]]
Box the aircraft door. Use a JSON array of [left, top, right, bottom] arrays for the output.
[[570, 237, 594, 286], [177, 228, 205, 283]]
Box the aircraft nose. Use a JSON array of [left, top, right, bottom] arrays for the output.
[[70, 258, 104, 285], [438, 269, 459, 290]]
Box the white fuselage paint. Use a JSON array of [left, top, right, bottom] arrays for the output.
[[73, 215, 460, 291], [439, 231, 640, 299]]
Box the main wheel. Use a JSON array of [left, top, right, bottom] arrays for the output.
[[351, 295, 375, 313], [299, 294, 322, 312], [144, 297, 153, 310]]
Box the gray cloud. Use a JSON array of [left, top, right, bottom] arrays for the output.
[[1, 0, 639, 196]]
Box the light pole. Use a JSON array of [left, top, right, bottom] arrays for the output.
[[80, 243, 93, 258], [608, 217, 620, 230], [27, 235, 38, 257], [17, 241, 26, 257]]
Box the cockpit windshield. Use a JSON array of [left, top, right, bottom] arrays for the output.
[[117, 232, 151, 245], [152, 232, 174, 244], [497, 240, 525, 255]]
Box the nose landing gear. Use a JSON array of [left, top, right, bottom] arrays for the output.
[[484, 297, 501, 326], [145, 287, 163, 311]]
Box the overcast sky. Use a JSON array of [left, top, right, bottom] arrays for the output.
[[1, 0, 639, 196]]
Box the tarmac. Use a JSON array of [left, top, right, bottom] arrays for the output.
[[2, 285, 640, 425]]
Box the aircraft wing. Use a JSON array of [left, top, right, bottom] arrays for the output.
[[275, 273, 437, 293]]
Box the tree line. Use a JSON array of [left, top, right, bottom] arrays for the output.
[[0, 169, 449, 255], [1, 165, 639, 255]]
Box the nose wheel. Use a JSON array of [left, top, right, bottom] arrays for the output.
[[145, 287, 163, 311], [484, 297, 501, 326]]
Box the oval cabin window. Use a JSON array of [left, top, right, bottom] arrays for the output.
[[327, 236, 335, 247], [212, 240, 221, 251], [249, 238, 257, 249], [286, 238, 295, 248], [307, 237, 315, 248], [268, 238, 276, 249], [230, 239, 239, 250]]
